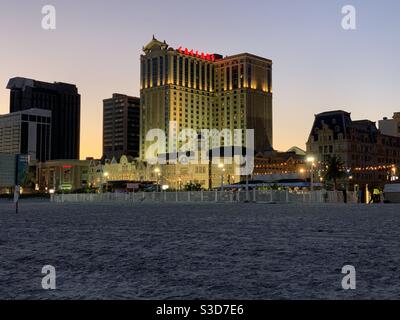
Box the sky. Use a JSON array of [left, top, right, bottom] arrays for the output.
[[0, 0, 399, 159]]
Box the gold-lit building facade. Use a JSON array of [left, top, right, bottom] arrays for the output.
[[139, 37, 273, 160]]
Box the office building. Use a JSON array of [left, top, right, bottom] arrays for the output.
[[7, 77, 81, 160], [103, 94, 140, 160], [0, 108, 51, 162]]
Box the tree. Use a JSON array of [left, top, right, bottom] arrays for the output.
[[22, 166, 36, 189], [184, 182, 202, 191], [324, 155, 346, 190]]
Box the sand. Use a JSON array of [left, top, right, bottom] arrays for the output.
[[0, 199, 399, 299]]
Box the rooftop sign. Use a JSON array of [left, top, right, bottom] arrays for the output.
[[177, 47, 218, 62]]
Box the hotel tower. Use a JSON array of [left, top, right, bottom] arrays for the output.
[[139, 36, 273, 160]]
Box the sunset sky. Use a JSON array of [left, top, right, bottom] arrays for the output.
[[1, 0, 399, 159]]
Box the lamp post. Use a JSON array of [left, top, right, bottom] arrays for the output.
[[103, 172, 109, 192], [218, 163, 225, 191], [178, 178, 182, 191], [391, 166, 398, 181], [346, 168, 352, 192], [307, 156, 315, 191]]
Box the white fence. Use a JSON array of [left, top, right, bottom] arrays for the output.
[[52, 190, 358, 204]]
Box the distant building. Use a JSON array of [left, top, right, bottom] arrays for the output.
[[0, 108, 51, 162], [36, 159, 90, 192], [0, 154, 29, 191], [0, 154, 18, 190], [103, 94, 140, 160], [253, 149, 307, 180], [379, 112, 400, 137], [307, 110, 400, 188], [139, 36, 273, 160], [7, 77, 81, 160]]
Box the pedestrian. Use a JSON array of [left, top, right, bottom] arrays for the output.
[[14, 185, 20, 213], [357, 189, 363, 203]]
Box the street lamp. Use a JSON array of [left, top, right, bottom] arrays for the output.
[[103, 172, 109, 192], [391, 166, 398, 181], [307, 156, 315, 191], [346, 168, 352, 192], [218, 163, 225, 191]]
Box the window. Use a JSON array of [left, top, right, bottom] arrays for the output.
[[190, 60, 194, 88], [201, 64, 205, 90], [147, 59, 151, 87], [179, 57, 183, 86], [184, 58, 189, 87], [240, 65, 244, 88], [232, 65, 239, 89], [247, 64, 252, 88], [141, 60, 146, 88], [165, 55, 169, 84], [227, 67, 231, 90], [152, 58, 158, 87], [173, 56, 178, 84], [159, 56, 164, 86]]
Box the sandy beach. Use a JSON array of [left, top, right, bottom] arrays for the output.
[[1, 200, 399, 299]]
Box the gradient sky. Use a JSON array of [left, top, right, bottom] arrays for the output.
[[0, 0, 399, 159]]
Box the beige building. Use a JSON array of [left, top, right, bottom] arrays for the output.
[[139, 37, 273, 161], [85, 154, 240, 191]]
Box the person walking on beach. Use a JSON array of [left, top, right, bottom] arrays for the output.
[[14, 185, 20, 213], [357, 189, 363, 203]]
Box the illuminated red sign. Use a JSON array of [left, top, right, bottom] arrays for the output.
[[63, 165, 73, 169], [177, 47, 216, 62]]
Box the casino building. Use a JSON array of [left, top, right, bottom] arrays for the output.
[[139, 36, 273, 160]]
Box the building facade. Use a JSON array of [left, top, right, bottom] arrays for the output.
[[253, 149, 307, 178], [379, 112, 400, 137], [36, 159, 90, 192], [7, 77, 81, 160], [88, 155, 239, 190], [307, 110, 400, 188], [139, 37, 273, 160], [0, 154, 30, 191], [103, 94, 140, 160], [0, 108, 51, 162], [0, 154, 17, 189]]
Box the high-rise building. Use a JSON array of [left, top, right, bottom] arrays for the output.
[[7, 77, 81, 160], [379, 112, 400, 137], [0, 108, 51, 162], [139, 37, 273, 159], [103, 94, 141, 160]]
